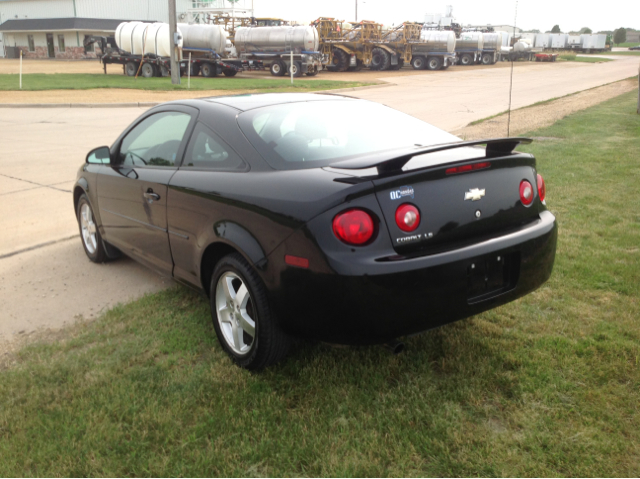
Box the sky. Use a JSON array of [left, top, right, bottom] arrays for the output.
[[251, 0, 639, 33]]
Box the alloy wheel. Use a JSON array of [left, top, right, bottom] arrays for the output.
[[215, 272, 256, 355], [80, 203, 98, 254]]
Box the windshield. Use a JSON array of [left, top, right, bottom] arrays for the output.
[[237, 100, 460, 170]]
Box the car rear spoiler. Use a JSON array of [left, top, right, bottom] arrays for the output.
[[329, 137, 533, 175]]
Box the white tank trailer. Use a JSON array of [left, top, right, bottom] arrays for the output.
[[233, 26, 322, 77], [115, 22, 227, 57], [110, 21, 242, 79], [455, 32, 484, 65], [410, 31, 457, 70], [234, 26, 319, 54]]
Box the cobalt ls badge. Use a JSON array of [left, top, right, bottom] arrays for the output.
[[390, 185, 415, 200], [464, 188, 486, 201]]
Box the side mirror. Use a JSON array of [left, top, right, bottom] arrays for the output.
[[86, 146, 110, 164]]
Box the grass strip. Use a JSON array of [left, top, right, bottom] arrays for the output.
[[0, 73, 373, 92], [1, 91, 639, 476]]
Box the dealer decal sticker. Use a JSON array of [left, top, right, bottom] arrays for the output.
[[390, 185, 415, 200]]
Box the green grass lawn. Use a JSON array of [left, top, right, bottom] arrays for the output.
[[616, 42, 640, 48], [559, 55, 613, 63], [1, 92, 639, 476], [596, 51, 640, 56], [0, 73, 372, 92]]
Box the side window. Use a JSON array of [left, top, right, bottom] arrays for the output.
[[118, 112, 191, 167], [183, 122, 246, 171]]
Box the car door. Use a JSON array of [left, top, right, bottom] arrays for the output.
[[166, 121, 251, 288], [97, 106, 198, 275]]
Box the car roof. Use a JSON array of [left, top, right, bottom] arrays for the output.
[[197, 92, 358, 112]]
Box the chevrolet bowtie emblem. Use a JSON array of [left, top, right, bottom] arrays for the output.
[[464, 188, 486, 201]]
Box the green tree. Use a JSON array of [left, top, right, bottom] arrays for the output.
[[551, 25, 561, 33], [579, 27, 593, 34], [613, 27, 627, 45]]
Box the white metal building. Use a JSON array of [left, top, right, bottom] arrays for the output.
[[0, 0, 253, 57]]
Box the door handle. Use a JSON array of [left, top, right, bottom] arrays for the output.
[[143, 190, 161, 201]]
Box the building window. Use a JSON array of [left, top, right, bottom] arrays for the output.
[[84, 36, 94, 52], [58, 34, 65, 52], [27, 34, 35, 52]]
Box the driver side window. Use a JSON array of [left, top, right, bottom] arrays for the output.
[[119, 111, 191, 167]]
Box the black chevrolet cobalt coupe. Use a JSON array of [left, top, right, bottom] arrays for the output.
[[74, 93, 557, 369]]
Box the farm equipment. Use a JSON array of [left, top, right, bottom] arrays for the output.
[[312, 18, 396, 71]]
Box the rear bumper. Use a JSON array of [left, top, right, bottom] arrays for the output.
[[269, 211, 557, 344]]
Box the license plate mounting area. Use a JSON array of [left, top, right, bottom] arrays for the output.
[[466, 252, 519, 304]]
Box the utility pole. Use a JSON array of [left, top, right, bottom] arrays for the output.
[[355, 0, 357, 22], [168, 0, 181, 85]]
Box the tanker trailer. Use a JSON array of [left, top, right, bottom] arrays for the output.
[[234, 25, 322, 76], [479, 32, 501, 65], [410, 30, 457, 70], [105, 21, 244, 78], [455, 32, 484, 65]]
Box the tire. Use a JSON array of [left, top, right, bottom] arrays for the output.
[[330, 48, 349, 72], [270, 60, 286, 76], [189, 63, 200, 76], [370, 47, 390, 71], [141, 63, 156, 78], [289, 61, 303, 77], [210, 253, 291, 370], [200, 62, 217, 78], [481, 53, 493, 65], [460, 53, 473, 66], [305, 66, 319, 76], [124, 61, 137, 77], [77, 194, 108, 263], [223, 69, 237, 77], [426, 56, 443, 70], [411, 56, 426, 70]]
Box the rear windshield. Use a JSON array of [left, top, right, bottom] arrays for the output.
[[237, 100, 459, 170]]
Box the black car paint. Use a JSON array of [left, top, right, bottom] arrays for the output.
[[74, 94, 557, 344]]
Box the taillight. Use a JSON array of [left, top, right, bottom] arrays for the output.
[[395, 203, 420, 232], [332, 209, 375, 245], [519, 180, 534, 206], [445, 161, 491, 175], [537, 174, 546, 202]]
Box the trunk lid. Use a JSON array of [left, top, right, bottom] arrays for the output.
[[371, 150, 541, 255]]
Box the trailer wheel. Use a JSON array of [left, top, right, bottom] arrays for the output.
[[124, 62, 137, 77], [411, 56, 426, 70], [305, 66, 319, 76], [200, 62, 217, 78], [460, 53, 473, 66], [270, 60, 286, 76], [141, 63, 156, 78], [330, 48, 349, 72], [289, 61, 303, 77], [370, 48, 390, 71], [223, 69, 238, 77], [426, 56, 443, 71], [481, 53, 493, 65]]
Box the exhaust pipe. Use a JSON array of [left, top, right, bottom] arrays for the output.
[[383, 339, 405, 355]]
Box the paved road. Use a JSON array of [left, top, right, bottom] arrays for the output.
[[1, 56, 638, 341], [350, 55, 640, 132]]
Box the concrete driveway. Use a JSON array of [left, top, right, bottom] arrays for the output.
[[0, 108, 170, 341], [1, 56, 638, 341]]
